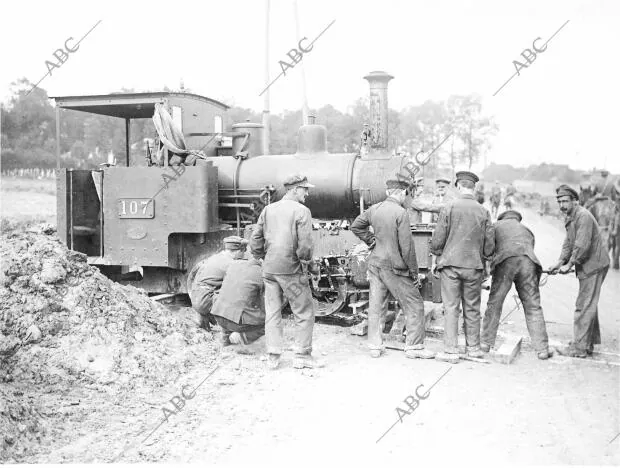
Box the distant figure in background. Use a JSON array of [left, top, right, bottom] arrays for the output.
[[409, 177, 455, 223], [579, 173, 594, 207], [475, 181, 486, 205], [504, 183, 516, 210], [211, 257, 266, 348], [549, 185, 610, 358], [481, 210, 551, 359], [538, 198, 550, 217], [189, 236, 248, 330], [490, 182, 502, 219]]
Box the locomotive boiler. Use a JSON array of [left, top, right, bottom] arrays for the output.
[[54, 71, 441, 318]]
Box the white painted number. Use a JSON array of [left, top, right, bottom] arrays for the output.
[[129, 201, 138, 214]]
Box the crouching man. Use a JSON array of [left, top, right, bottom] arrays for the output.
[[480, 210, 551, 359], [211, 257, 266, 348], [189, 236, 248, 330]]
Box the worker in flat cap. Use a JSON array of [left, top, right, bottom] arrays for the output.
[[431, 170, 495, 363], [549, 184, 610, 358], [351, 177, 435, 359], [189, 236, 249, 331], [250, 173, 323, 370], [481, 210, 551, 359], [210, 256, 266, 349]]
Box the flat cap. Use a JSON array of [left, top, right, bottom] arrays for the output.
[[386, 178, 410, 190], [497, 210, 522, 222], [283, 174, 315, 189], [455, 170, 479, 186], [223, 235, 249, 249], [435, 177, 451, 185], [555, 184, 579, 200]]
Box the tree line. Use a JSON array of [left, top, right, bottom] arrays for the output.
[[1, 77, 499, 176]]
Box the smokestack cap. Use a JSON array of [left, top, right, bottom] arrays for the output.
[[364, 71, 394, 83]]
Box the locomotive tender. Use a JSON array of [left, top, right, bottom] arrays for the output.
[[53, 71, 441, 317]]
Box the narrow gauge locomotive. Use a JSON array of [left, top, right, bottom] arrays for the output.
[[53, 71, 441, 319]]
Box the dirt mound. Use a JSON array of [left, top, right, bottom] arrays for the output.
[[0, 224, 219, 460]]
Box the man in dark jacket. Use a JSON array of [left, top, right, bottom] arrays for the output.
[[250, 174, 322, 370], [549, 185, 610, 358], [189, 236, 248, 330], [211, 257, 266, 347], [431, 171, 495, 363], [351, 178, 434, 359], [480, 210, 551, 359]]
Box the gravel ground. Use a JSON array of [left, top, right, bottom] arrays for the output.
[[1, 185, 618, 464]]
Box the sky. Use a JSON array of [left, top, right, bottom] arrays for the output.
[[1, 0, 619, 173]]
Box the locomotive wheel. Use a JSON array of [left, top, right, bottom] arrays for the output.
[[312, 277, 348, 317]]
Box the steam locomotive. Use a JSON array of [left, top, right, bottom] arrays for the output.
[[53, 71, 441, 318]]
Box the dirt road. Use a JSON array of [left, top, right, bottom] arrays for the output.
[[31, 207, 620, 465], [2, 181, 619, 464]]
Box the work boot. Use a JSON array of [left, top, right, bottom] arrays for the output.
[[267, 353, 281, 370], [468, 348, 485, 359], [537, 349, 552, 360], [370, 349, 383, 358], [480, 343, 491, 353], [556, 344, 587, 358], [405, 347, 435, 359], [293, 355, 326, 369], [435, 352, 460, 364]]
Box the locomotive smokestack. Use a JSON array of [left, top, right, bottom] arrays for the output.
[[363, 71, 394, 150]]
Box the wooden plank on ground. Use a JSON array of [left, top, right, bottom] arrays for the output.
[[491, 336, 523, 364], [350, 319, 368, 336]]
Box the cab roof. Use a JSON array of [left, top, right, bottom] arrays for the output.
[[51, 91, 229, 119]]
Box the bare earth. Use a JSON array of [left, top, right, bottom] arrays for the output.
[[1, 179, 619, 465]]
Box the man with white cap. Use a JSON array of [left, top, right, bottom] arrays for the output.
[[189, 236, 249, 330], [409, 176, 455, 223], [250, 174, 322, 370]]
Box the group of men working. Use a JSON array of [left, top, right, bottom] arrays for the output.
[[190, 174, 322, 370], [190, 169, 610, 368]]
